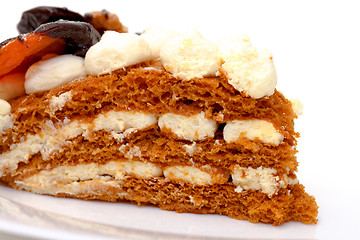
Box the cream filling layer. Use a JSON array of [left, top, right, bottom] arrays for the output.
[[15, 161, 227, 195], [0, 111, 157, 176], [232, 165, 298, 197], [15, 161, 297, 197], [15, 160, 162, 195], [158, 112, 218, 141], [223, 119, 284, 146], [1, 112, 286, 176], [2, 108, 285, 177], [163, 165, 228, 185], [1, 111, 286, 178]]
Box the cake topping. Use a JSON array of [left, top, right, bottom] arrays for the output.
[[25, 54, 85, 94], [0, 33, 65, 77], [217, 34, 253, 61], [141, 25, 179, 58], [84, 31, 152, 75], [34, 20, 101, 57], [158, 112, 218, 141], [0, 33, 64, 100], [0, 20, 101, 99], [2, 16, 279, 100], [0, 19, 98, 78], [17, 6, 127, 36], [223, 119, 284, 145], [17, 6, 87, 34], [219, 40, 277, 99], [160, 31, 220, 80], [84, 10, 128, 35]]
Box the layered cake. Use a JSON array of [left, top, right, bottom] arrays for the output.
[[0, 7, 318, 225]]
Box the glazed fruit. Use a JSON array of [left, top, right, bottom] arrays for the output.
[[84, 10, 128, 35], [17, 6, 128, 36], [34, 20, 101, 56], [0, 20, 99, 76], [0, 33, 65, 77], [0, 20, 100, 100], [17, 6, 86, 34]]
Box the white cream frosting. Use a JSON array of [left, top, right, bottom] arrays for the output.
[[25, 55, 86, 94], [160, 30, 220, 80], [223, 119, 284, 145], [158, 112, 218, 141], [232, 165, 298, 197], [141, 25, 179, 58], [217, 34, 253, 61], [0, 99, 13, 133], [85, 31, 152, 75], [219, 45, 277, 99]]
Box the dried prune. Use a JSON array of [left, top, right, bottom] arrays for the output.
[[17, 6, 86, 34], [34, 20, 101, 56]]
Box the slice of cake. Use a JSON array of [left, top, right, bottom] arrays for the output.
[[0, 7, 318, 225]]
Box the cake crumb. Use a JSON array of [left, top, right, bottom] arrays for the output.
[[49, 91, 73, 112], [290, 98, 303, 116], [183, 142, 197, 155]]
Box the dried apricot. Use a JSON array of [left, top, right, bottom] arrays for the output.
[[0, 33, 65, 76]]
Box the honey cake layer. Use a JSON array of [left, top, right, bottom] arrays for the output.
[[1, 123, 298, 179], [1, 60, 298, 154], [5, 175, 317, 225]]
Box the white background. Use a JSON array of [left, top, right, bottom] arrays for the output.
[[0, 0, 360, 239]]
